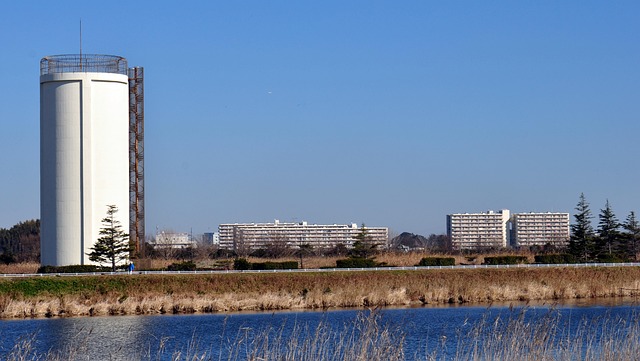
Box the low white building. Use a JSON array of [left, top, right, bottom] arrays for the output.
[[151, 232, 196, 249], [218, 220, 388, 252], [510, 212, 570, 248], [446, 210, 511, 250]]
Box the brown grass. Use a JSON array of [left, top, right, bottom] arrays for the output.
[[0, 262, 39, 274], [0, 266, 639, 318], [0, 253, 531, 274], [182, 251, 537, 270]]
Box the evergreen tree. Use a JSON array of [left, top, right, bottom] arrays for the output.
[[596, 199, 621, 259], [0, 219, 40, 262], [569, 193, 595, 262], [623, 211, 640, 261], [350, 224, 378, 259], [88, 205, 132, 272]]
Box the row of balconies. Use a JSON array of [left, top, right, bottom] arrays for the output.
[[450, 220, 504, 223], [513, 215, 569, 219], [514, 228, 568, 232], [219, 227, 387, 234], [451, 229, 504, 233]]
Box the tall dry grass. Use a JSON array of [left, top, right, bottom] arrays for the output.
[[4, 309, 640, 360], [0, 262, 39, 274], [427, 308, 640, 360], [3, 311, 404, 361], [141, 250, 537, 271], [234, 310, 405, 361], [0, 251, 537, 276], [0, 251, 539, 275], [0, 267, 640, 318]]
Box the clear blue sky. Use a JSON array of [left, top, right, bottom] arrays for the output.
[[1, 1, 638, 237]]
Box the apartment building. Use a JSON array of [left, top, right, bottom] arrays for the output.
[[218, 220, 389, 252], [446, 210, 511, 250], [510, 212, 570, 247]]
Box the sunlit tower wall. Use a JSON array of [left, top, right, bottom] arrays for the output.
[[40, 54, 130, 266]]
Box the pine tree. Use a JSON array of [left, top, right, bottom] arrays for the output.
[[569, 193, 595, 262], [623, 211, 640, 261], [350, 224, 378, 259], [88, 205, 132, 272], [596, 199, 621, 260]]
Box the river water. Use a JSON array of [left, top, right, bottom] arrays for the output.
[[0, 299, 638, 360]]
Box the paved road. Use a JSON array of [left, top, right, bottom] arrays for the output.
[[1, 262, 639, 278]]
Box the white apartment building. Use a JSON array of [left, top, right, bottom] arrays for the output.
[[446, 210, 511, 250], [218, 220, 389, 252], [510, 212, 570, 248]]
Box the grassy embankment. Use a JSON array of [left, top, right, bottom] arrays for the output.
[[1, 266, 640, 318]]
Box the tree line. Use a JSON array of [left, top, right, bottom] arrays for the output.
[[0, 219, 39, 263], [568, 193, 640, 262], [1, 194, 639, 265]]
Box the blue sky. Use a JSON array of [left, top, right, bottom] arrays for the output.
[[1, 1, 638, 236]]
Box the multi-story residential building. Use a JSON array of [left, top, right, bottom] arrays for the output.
[[510, 212, 570, 248], [446, 210, 511, 250], [218, 220, 388, 252]]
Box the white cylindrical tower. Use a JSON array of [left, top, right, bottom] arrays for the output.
[[40, 54, 130, 266]]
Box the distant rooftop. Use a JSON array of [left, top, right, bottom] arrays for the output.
[[40, 54, 128, 76]]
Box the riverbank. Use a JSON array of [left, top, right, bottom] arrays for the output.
[[0, 266, 639, 318]]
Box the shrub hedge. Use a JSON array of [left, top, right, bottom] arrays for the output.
[[335, 258, 378, 268], [233, 258, 251, 270], [534, 254, 577, 264], [483, 256, 528, 265], [233, 258, 298, 270], [596, 254, 625, 263], [417, 257, 456, 267], [251, 261, 298, 270], [167, 261, 197, 271], [37, 265, 113, 273]]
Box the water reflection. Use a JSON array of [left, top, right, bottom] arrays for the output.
[[2, 315, 161, 359]]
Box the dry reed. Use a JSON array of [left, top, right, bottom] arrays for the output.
[[4, 309, 640, 360], [3, 311, 404, 361], [0, 262, 39, 274], [427, 308, 640, 360], [1, 267, 639, 318]]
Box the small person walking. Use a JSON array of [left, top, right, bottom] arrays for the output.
[[128, 262, 135, 274]]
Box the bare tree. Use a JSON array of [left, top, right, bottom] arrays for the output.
[[152, 230, 180, 260], [233, 228, 250, 257], [191, 234, 217, 261], [263, 231, 292, 258], [295, 243, 314, 269]]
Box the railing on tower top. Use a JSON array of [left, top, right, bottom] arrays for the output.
[[40, 54, 128, 76]]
